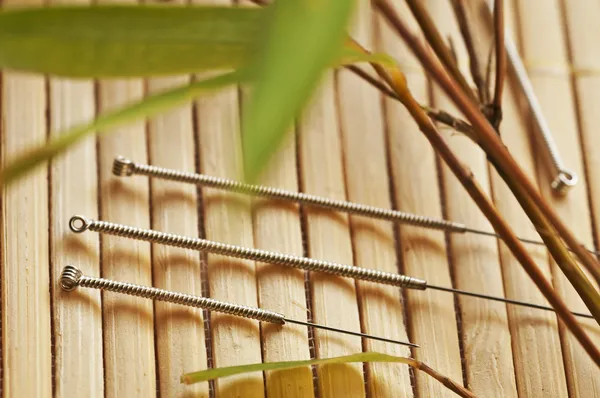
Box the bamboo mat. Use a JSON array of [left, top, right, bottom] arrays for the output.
[[2, 0, 600, 397]]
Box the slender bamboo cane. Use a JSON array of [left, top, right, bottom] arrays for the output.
[[371, 58, 600, 366], [374, 0, 600, 309]]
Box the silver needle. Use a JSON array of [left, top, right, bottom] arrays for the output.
[[69, 216, 594, 320], [485, 0, 577, 194], [112, 157, 599, 256], [60, 265, 418, 348]]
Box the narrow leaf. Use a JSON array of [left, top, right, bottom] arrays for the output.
[[0, 71, 243, 185], [0, 5, 263, 77], [181, 352, 476, 397], [241, 0, 356, 181], [182, 352, 412, 384]]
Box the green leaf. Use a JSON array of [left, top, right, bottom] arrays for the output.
[[0, 5, 263, 77], [181, 352, 413, 384], [0, 71, 243, 185], [240, 0, 357, 181]]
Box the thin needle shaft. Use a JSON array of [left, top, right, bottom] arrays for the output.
[[284, 318, 417, 346], [60, 265, 418, 348], [113, 157, 600, 256], [428, 284, 593, 319], [69, 216, 594, 320]]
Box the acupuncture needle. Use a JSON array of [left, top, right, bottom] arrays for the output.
[[112, 157, 600, 257], [59, 265, 417, 348], [484, 0, 577, 195], [69, 215, 594, 320]]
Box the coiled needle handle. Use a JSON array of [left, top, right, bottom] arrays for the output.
[[113, 157, 598, 256], [113, 156, 464, 232], [60, 265, 418, 348], [70, 215, 427, 290], [70, 216, 594, 319]]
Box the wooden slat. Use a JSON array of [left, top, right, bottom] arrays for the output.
[[47, 0, 104, 393], [1, 4, 52, 396], [466, 1, 571, 395], [1, 73, 52, 398], [195, 83, 264, 397], [513, 0, 600, 394], [426, 0, 518, 395], [97, 81, 156, 396], [49, 75, 105, 397], [375, 2, 464, 396], [336, 1, 412, 395], [147, 76, 209, 397], [563, 2, 600, 259], [252, 134, 313, 397], [236, 2, 312, 395], [298, 75, 365, 398]]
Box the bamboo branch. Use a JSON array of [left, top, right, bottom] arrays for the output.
[[406, 359, 476, 398], [491, 0, 505, 128], [450, 0, 488, 103], [373, 0, 600, 366], [345, 64, 401, 100], [404, 0, 477, 103], [374, 0, 600, 295], [345, 64, 476, 137]]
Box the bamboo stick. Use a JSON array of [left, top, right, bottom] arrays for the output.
[[235, 1, 312, 395], [251, 133, 313, 397], [335, 1, 412, 395], [50, 77, 104, 397], [426, 0, 518, 395], [375, 1, 464, 395], [473, 1, 570, 394], [147, 75, 209, 397], [1, 71, 52, 398], [192, 0, 263, 393], [563, 2, 600, 257], [97, 81, 156, 396], [47, 0, 105, 392], [195, 84, 264, 397], [1, 6, 51, 396], [298, 75, 365, 398], [514, 0, 600, 393]]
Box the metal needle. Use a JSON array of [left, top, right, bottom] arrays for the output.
[[485, 0, 577, 194], [59, 265, 418, 348], [69, 216, 594, 320], [112, 157, 599, 256]]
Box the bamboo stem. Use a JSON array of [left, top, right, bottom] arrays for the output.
[[375, 0, 600, 322], [368, 5, 600, 363], [405, 0, 477, 103], [449, 0, 488, 103], [491, 0, 506, 128]]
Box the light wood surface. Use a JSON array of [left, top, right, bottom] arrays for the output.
[[48, 0, 105, 392], [148, 75, 209, 397], [50, 77, 104, 398], [482, 1, 569, 396], [98, 76, 157, 396], [298, 74, 365, 398], [337, 1, 412, 397], [376, 2, 464, 396], [427, 0, 518, 395], [1, 74, 52, 398], [514, 0, 600, 395], [3, 0, 600, 397], [1, 4, 51, 398], [196, 83, 264, 397], [252, 129, 313, 397]]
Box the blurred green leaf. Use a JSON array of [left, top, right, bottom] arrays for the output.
[[0, 71, 243, 185], [0, 5, 263, 77], [240, 0, 357, 181], [181, 352, 413, 384]]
